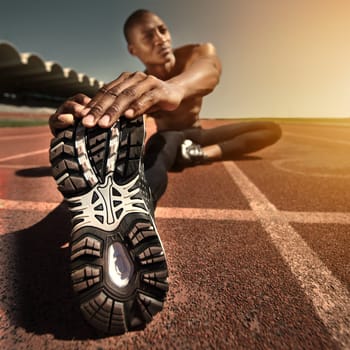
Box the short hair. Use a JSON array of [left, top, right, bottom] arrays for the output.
[[123, 9, 154, 43]]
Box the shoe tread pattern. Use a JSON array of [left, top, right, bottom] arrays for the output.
[[49, 116, 168, 335], [50, 129, 90, 195]]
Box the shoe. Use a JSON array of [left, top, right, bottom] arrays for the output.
[[49, 115, 168, 334], [179, 139, 207, 166]]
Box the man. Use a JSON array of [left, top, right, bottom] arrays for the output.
[[49, 9, 281, 335]]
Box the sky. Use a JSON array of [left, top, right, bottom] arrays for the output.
[[1, 0, 350, 118]]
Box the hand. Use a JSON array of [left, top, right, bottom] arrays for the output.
[[79, 72, 185, 128], [49, 93, 91, 135]]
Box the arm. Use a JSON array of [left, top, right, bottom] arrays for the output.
[[167, 43, 222, 99], [77, 43, 221, 128], [50, 43, 221, 132]]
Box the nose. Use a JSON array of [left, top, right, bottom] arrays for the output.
[[154, 29, 167, 44]]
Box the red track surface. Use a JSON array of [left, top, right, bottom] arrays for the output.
[[0, 118, 349, 349]]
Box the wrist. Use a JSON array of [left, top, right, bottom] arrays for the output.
[[167, 80, 186, 101]]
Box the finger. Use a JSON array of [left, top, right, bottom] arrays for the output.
[[105, 71, 147, 93], [81, 93, 115, 127], [98, 75, 159, 126], [76, 94, 91, 106], [124, 89, 159, 119], [49, 113, 74, 135], [80, 72, 135, 116], [96, 88, 147, 127], [69, 93, 91, 106], [50, 99, 88, 135], [122, 75, 160, 118], [85, 73, 149, 127], [57, 113, 75, 126], [87, 72, 147, 116], [58, 100, 87, 117]]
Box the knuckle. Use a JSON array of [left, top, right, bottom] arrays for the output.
[[74, 93, 88, 104], [64, 100, 73, 108], [146, 75, 157, 84], [145, 90, 156, 101], [121, 87, 137, 97], [64, 100, 75, 111], [101, 88, 120, 98], [99, 85, 109, 93], [87, 100, 96, 109], [90, 104, 104, 115], [107, 103, 122, 115], [137, 71, 147, 78], [132, 100, 144, 110], [75, 93, 85, 99], [108, 88, 121, 97], [130, 71, 146, 80], [69, 93, 82, 101], [121, 71, 132, 79]]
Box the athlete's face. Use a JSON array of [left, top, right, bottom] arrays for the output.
[[127, 13, 174, 65]]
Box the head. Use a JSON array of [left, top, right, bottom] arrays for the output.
[[123, 9, 174, 66]]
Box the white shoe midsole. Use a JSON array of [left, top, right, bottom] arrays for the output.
[[67, 173, 148, 232]]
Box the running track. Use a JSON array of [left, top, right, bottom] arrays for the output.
[[0, 119, 349, 349]]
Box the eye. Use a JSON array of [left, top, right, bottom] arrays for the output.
[[143, 31, 154, 41], [159, 26, 168, 34]]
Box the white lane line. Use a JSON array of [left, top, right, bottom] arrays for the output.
[[0, 199, 256, 221], [0, 198, 60, 211], [155, 207, 256, 221], [284, 132, 350, 146], [0, 198, 350, 225], [284, 211, 350, 224], [0, 132, 49, 141], [223, 161, 350, 348], [0, 149, 48, 162]]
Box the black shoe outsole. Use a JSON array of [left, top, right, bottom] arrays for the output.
[[49, 116, 168, 335]]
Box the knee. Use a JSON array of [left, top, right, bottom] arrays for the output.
[[145, 132, 166, 154], [273, 122, 282, 141], [265, 122, 282, 142], [160, 130, 185, 145]]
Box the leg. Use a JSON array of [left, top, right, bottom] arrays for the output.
[[217, 122, 282, 159], [144, 130, 184, 204], [184, 121, 282, 160]]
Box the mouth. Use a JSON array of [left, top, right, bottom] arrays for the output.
[[158, 45, 172, 55]]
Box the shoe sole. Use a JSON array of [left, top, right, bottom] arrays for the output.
[[49, 116, 168, 334]]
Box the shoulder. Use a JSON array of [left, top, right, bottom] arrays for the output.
[[174, 43, 217, 58], [172, 43, 221, 73]]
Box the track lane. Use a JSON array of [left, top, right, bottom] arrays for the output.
[[0, 121, 349, 349]]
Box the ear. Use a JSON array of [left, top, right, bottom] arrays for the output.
[[128, 44, 136, 56]]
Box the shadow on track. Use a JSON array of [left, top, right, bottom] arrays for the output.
[[233, 155, 262, 161], [15, 167, 52, 178], [1, 203, 103, 340]]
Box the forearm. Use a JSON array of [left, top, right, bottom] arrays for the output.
[[72, 44, 222, 128]]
